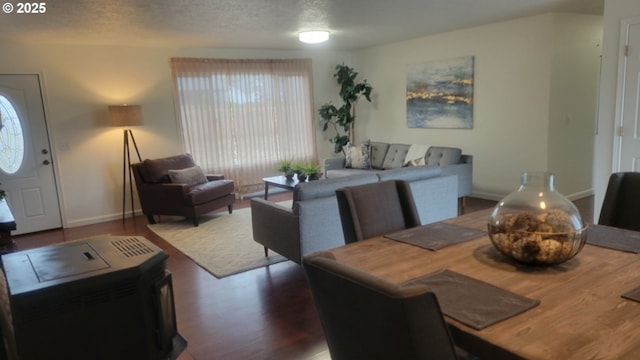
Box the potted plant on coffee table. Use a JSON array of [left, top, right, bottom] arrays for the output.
[[302, 162, 322, 181], [277, 160, 294, 180], [292, 161, 306, 181]]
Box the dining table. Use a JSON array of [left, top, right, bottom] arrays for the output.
[[323, 208, 640, 359]]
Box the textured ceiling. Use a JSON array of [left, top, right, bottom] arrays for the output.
[[0, 0, 604, 50]]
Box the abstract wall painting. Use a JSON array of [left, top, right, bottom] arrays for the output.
[[406, 56, 474, 129]]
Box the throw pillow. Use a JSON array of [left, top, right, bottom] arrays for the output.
[[403, 144, 430, 166], [406, 157, 426, 167], [168, 166, 208, 185], [345, 141, 371, 169]]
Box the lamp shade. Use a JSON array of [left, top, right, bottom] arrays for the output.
[[108, 105, 143, 127]]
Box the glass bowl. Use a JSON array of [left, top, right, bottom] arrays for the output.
[[488, 172, 587, 265]]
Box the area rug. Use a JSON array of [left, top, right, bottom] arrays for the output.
[[147, 201, 290, 278]]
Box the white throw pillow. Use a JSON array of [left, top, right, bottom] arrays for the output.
[[345, 141, 371, 169], [403, 144, 430, 166]]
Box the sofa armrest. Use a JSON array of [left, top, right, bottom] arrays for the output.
[[206, 174, 225, 181], [323, 157, 345, 171], [441, 162, 472, 198], [250, 198, 302, 263]]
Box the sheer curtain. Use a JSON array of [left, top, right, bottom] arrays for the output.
[[170, 58, 317, 196]]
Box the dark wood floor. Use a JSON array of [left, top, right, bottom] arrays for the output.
[[8, 194, 593, 360]]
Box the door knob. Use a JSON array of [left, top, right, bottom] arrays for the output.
[[43, 160, 50, 165]]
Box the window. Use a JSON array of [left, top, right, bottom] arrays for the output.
[[170, 58, 317, 196], [0, 95, 25, 174]]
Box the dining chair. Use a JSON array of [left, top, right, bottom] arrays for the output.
[[598, 172, 640, 231], [303, 251, 461, 360], [336, 179, 421, 243]]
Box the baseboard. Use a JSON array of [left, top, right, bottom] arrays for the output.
[[64, 209, 143, 228]]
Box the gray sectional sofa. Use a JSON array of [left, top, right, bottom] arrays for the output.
[[324, 143, 473, 203], [251, 166, 458, 264]]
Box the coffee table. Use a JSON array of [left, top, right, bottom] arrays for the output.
[[262, 175, 305, 199]]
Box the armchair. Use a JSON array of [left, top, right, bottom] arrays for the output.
[[131, 154, 235, 226]]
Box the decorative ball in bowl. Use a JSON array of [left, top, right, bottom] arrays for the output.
[[488, 172, 587, 265], [487, 210, 587, 265]]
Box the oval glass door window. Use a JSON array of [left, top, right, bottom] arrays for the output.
[[0, 95, 25, 174]]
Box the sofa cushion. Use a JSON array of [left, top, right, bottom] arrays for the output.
[[325, 168, 374, 178], [293, 174, 379, 201], [140, 154, 197, 183], [381, 144, 411, 169], [184, 179, 234, 205], [425, 147, 462, 166], [169, 165, 208, 185], [345, 141, 371, 169], [369, 142, 390, 169], [377, 166, 442, 183]]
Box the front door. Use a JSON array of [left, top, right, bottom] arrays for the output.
[[618, 17, 640, 171], [0, 74, 62, 235]]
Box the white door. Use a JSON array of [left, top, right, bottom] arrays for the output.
[[618, 19, 640, 171], [0, 74, 62, 235]]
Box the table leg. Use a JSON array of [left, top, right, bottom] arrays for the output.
[[264, 183, 269, 200]]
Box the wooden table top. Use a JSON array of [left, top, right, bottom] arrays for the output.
[[325, 209, 640, 359]]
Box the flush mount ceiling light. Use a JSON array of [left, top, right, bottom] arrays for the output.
[[298, 30, 330, 44]]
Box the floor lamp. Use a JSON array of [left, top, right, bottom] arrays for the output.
[[109, 105, 143, 222]]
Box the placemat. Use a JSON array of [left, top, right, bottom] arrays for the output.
[[586, 224, 640, 254], [404, 269, 540, 330], [622, 286, 640, 303], [385, 222, 486, 251]]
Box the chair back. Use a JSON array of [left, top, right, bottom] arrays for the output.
[[303, 252, 458, 360], [599, 172, 640, 231], [336, 180, 420, 243]]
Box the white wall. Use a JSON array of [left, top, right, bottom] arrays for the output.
[[547, 13, 603, 196], [594, 0, 640, 219], [0, 40, 350, 227], [350, 13, 602, 199]]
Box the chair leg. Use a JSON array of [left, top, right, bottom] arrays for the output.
[[228, 204, 233, 214], [146, 214, 156, 224]]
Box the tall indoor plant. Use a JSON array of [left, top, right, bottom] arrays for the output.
[[318, 64, 373, 154]]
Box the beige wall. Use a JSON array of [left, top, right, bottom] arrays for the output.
[[0, 40, 350, 227], [547, 13, 603, 197], [594, 0, 640, 219], [348, 13, 602, 199]]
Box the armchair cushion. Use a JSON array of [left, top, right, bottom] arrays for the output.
[[184, 180, 235, 205], [169, 165, 208, 185]]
